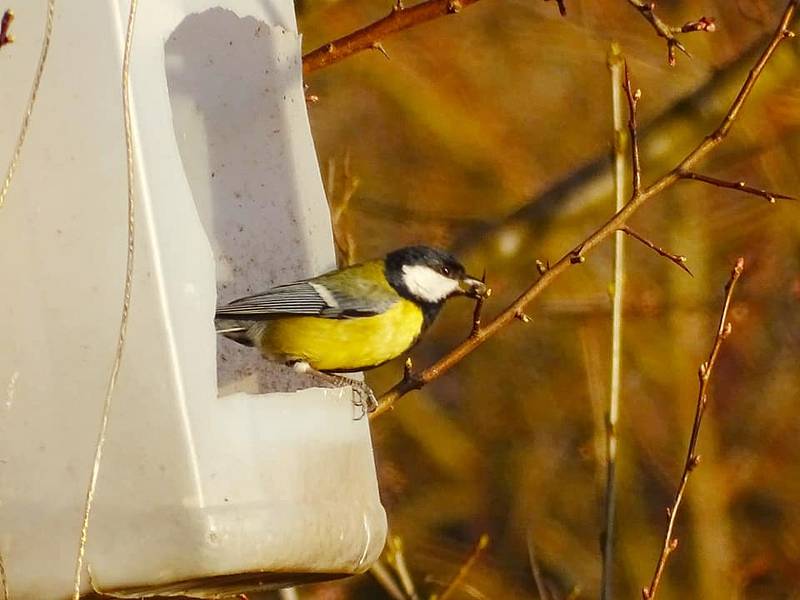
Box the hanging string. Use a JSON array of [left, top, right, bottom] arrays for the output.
[[71, 0, 138, 597], [0, 3, 57, 597], [0, 0, 56, 211]]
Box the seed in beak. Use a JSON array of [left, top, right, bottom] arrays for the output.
[[460, 276, 490, 298]]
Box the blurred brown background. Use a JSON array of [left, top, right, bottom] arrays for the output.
[[296, 1, 800, 598]]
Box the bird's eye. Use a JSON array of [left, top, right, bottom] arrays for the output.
[[441, 265, 451, 276]]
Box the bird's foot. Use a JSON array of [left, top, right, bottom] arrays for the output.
[[349, 379, 378, 415], [291, 361, 377, 419], [327, 376, 377, 419]]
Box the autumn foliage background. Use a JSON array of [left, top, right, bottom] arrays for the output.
[[296, 1, 799, 598]]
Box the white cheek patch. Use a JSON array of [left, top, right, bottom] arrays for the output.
[[401, 265, 460, 303]]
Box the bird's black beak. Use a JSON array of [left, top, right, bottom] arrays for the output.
[[458, 275, 490, 299]]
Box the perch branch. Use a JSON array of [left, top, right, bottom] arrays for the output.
[[620, 226, 692, 275], [641, 257, 745, 600], [678, 170, 796, 203], [0, 9, 13, 48], [303, 0, 567, 75], [626, 0, 716, 66], [370, 0, 797, 420], [431, 534, 490, 600]]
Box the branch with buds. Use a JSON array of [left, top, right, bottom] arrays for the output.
[[370, 1, 797, 420], [620, 226, 692, 276], [626, 1, 716, 65], [678, 170, 796, 203], [641, 257, 745, 600]]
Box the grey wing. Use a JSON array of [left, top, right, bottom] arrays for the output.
[[215, 280, 396, 320]]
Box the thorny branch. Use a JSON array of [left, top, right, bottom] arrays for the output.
[[0, 9, 13, 49], [302, 0, 566, 75], [626, 0, 716, 66], [641, 257, 745, 600], [370, 0, 798, 420]]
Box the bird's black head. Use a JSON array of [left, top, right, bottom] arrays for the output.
[[384, 246, 487, 309]]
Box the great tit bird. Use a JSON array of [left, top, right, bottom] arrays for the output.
[[215, 246, 487, 411]]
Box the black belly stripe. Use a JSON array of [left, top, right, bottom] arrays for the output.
[[419, 301, 443, 330]]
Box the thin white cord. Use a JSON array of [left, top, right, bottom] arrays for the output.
[[71, 0, 138, 597]]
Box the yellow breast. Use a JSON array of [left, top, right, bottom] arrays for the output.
[[255, 299, 425, 372]]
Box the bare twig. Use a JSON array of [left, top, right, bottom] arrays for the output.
[[601, 44, 628, 600], [526, 531, 551, 600], [0, 549, 8, 600], [303, 0, 567, 75], [622, 62, 641, 194], [371, 560, 409, 600], [453, 32, 792, 253], [621, 226, 692, 276], [626, 0, 716, 66], [431, 534, 490, 600], [678, 170, 796, 203], [642, 258, 745, 600], [386, 536, 420, 600], [325, 154, 360, 266], [370, 1, 797, 420], [544, 0, 567, 17], [0, 9, 13, 48]]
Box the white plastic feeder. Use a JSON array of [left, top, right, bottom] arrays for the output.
[[0, 1, 386, 598]]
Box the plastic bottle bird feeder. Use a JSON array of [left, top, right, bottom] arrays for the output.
[[0, 1, 386, 598]]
